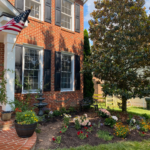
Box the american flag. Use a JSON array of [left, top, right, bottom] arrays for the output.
[[0, 9, 31, 32]]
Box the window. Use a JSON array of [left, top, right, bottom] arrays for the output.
[[25, 0, 41, 19], [22, 46, 43, 93], [61, 0, 74, 30], [61, 53, 74, 91]]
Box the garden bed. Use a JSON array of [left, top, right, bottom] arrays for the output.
[[35, 110, 150, 150]]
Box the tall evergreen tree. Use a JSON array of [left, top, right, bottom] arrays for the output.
[[83, 29, 94, 98], [83, 0, 150, 112]]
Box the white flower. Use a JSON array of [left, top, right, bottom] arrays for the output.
[[131, 118, 136, 123], [49, 111, 53, 115], [111, 116, 118, 121], [84, 114, 88, 118]]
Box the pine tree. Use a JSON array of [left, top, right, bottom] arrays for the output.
[[83, 29, 94, 98], [83, 0, 150, 112]]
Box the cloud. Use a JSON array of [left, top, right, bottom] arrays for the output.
[[84, 0, 96, 22]]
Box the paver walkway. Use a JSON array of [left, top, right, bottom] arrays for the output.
[[0, 127, 37, 150]]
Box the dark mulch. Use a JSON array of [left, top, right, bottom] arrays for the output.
[[35, 109, 150, 150]]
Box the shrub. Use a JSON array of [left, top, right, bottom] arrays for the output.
[[98, 109, 111, 118], [73, 114, 91, 126], [139, 119, 149, 132], [114, 122, 129, 138], [16, 110, 39, 125], [68, 106, 75, 113], [97, 130, 113, 141], [75, 119, 81, 130], [53, 110, 61, 117], [141, 113, 150, 121], [60, 107, 67, 114], [104, 117, 116, 128], [63, 113, 71, 126]]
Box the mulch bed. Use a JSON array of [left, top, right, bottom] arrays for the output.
[[35, 109, 150, 150]]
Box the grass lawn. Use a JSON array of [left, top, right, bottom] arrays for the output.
[[56, 139, 150, 150], [95, 102, 150, 116]]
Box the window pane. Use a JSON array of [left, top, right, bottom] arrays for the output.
[[61, 0, 72, 30], [23, 48, 40, 91], [25, 0, 40, 19], [61, 54, 72, 89]]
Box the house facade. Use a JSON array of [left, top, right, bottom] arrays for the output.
[[0, 0, 86, 111]]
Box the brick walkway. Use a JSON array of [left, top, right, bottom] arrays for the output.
[[0, 127, 37, 150]]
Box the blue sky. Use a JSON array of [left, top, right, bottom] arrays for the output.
[[84, 0, 150, 33]]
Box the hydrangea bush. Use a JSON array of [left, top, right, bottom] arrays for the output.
[[98, 109, 111, 118], [73, 114, 91, 126]]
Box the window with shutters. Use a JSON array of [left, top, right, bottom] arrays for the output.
[[61, 0, 74, 31], [61, 53, 74, 91], [22, 46, 43, 93], [25, 0, 41, 19]]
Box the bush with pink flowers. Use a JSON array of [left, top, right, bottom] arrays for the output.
[[99, 109, 111, 118], [73, 114, 91, 126]]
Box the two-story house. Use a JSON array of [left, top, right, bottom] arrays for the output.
[[0, 0, 87, 111]]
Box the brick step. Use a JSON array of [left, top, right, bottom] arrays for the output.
[[0, 119, 15, 130]]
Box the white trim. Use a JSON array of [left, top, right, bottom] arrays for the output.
[[22, 45, 43, 94], [61, 51, 75, 92], [0, 0, 19, 16], [23, 43, 44, 49]]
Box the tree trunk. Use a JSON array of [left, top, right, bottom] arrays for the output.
[[122, 98, 127, 112]]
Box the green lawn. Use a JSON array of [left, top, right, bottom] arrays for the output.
[[56, 139, 150, 150]]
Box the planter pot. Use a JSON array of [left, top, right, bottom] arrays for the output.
[[2, 111, 11, 121], [15, 121, 37, 138]]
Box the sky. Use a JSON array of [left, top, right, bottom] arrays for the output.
[[84, 0, 150, 45]]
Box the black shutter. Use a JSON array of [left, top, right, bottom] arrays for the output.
[[15, 0, 24, 12], [15, 45, 23, 93], [75, 3, 80, 33], [44, 50, 51, 91], [75, 55, 80, 90], [55, 0, 61, 26], [45, 0, 51, 23], [55, 51, 61, 91]]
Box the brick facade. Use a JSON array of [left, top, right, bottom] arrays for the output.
[[6, 0, 84, 110], [0, 43, 4, 77]]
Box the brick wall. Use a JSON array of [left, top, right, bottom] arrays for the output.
[[8, 0, 84, 110], [0, 43, 4, 77]]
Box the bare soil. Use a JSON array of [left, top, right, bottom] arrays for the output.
[[35, 109, 150, 150]]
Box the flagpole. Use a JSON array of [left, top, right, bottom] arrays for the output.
[[11, 6, 33, 52]]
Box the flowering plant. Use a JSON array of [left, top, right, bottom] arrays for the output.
[[52, 136, 61, 144], [77, 131, 88, 139], [16, 110, 39, 125], [98, 109, 111, 118], [48, 111, 53, 118], [111, 116, 118, 121], [114, 122, 129, 138], [104, 117, 116, 128], [15, 107, 22, 112], [139, 119, 149, 132], [75, 119, 81, 130], [139, 131, 146, 137], [73, 114, 91, 126], [60, 126, 68, 133], [84, 125, 93, 133], [63, 113, 71, 126]]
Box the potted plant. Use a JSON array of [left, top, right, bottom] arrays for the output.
[[0, 69, 12, 121], [15, 110, 39, 138]]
